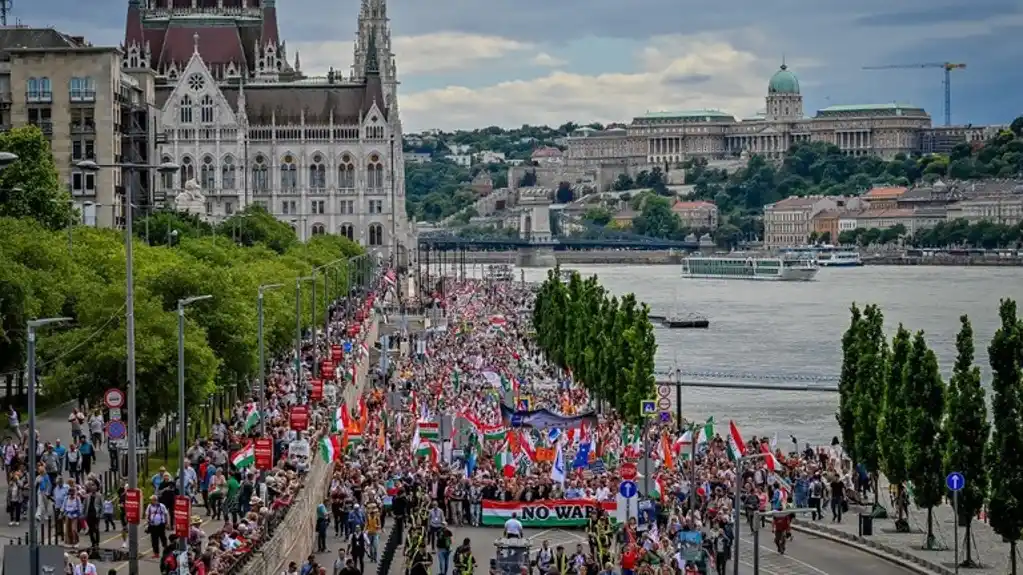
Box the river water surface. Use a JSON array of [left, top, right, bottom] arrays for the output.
[[504, 264, 1023, 445]]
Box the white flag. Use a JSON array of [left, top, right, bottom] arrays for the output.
[[551, 442, 566, 485]]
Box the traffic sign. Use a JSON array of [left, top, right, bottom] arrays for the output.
[[343, 341, 353, 353], [620, 462, 638, 481], [946, 472, 965, 492], [108, 408, 122, 421], [659, 411, 672, 423], [640, 400, 656, 416], [104, 388, 125, 409], [619, 480, 638, 498], [106, 420, 127, 440]]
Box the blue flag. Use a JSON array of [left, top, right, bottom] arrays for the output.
[[573, 442, 591, 469]]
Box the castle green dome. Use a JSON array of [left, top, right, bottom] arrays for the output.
[[768, 64, 800, 95]]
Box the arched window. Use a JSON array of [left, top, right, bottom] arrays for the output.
[[179, 95, 193, 124], [338, 154, 355, 189], [309, 153, 326, 189], [222, 156, 236, 189], [180, 156, 195, 183], [159, 155, 174, 190], [369, 223, 384, 246], [280, 154, 297, 191], [339, 223, 354, 241], [367, 153, 383, 189], [253, 155, 268, 191], [200, 155, 216, 189], [311, 223, 326, 236], [200, 94, 214, 123]]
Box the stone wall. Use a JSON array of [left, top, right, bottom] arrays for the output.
[[236, 315, 381, 575]]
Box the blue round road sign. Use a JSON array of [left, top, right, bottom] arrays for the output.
[[343, 341, 353, 353], [619, 480, 638, 498], [107, 420, 127, 440], [946, 472, 965, 492]]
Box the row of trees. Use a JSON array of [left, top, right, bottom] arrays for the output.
[[1, 208, 366, 428], [833, 220, 1023, 249], [838, 300, 1023, 568], [532, 268, 656, 422]]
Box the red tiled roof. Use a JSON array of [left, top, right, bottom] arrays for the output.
[[672, 200, 715, 210], [124, 5, 145, 47], [864, 186, 907, 199], [261, 5, 279, 47], [531, 146, 562, 158], [158, 26, 245, 67]]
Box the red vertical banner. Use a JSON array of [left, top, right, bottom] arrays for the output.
[[124, 488, 142, 524], [254, 437, 274, 470], [290, 405, 310, 431], [331, 345, 343, 362], [173, 496, 190, 538], [321, 362, 335, 379], [310, 379, 324, 401]]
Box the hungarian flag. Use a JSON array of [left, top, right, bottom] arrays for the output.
[[495, 442, 517, 477], [231, 442, 255, 469], [727, 420, 746, 461], [346, 427, 364, 447], [320, 435, 342, 462], [384, 269, 396, 286], [332, 405, 349, 433], [243, 404, 260, 432], [761, 441, 781, 471], [415, 442, 438, 465], [417, 421, 439, 441]]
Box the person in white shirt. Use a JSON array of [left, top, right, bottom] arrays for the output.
[[72, 552, 97, 575], [503, 513, 523, 538]]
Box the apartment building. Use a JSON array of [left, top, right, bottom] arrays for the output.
[[763, 196, 838, 248], [671, 200, 719, 230], [1, 27, 157, 228]]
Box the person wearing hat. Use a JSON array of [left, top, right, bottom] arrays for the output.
[[145, 494, 169, 558]]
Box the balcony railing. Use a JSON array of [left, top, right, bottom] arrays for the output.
[[70, 90, 96, 102], [26, 90, 52, 103], [0, 92, 11, 105], [71, 122, 96, 134], [30, 121, 53, 135]]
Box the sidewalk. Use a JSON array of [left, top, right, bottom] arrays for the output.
[[794, 475, 1008, 575]]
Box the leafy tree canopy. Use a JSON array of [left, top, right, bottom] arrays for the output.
[[0, 126, 74, 230]]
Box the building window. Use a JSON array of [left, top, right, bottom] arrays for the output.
[[310, 200, 325, 215], [225, 201, 234, 215], [281, 200, 297, 215], [367, 154, 384, 189], [200, 155, 216, 190], [369, 199, 383, 214], [27, 77, 52, 102], [200, 95, 214, 123], [180, 156, 195, 183], [280, 154, 297, 191], [311, 223, 326, 236], [71, 139, 95, 161], [309, 153, 326, 189], [253, 155, 269, 191], [338, 154, 355, 188], [340, 223, 354, 240], [340, 200, 354, 215], [222, 156, 235, 189], [179, 95, 193, 124], [70, 170, 96, 194], [160, 155, 174, 191], [69, 77, 96, 102], [368, 223, 384, 246]]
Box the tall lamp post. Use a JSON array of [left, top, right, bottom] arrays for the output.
[[76, 159, 179, 575], [27, 316, 72, 575], [257, 283, 284, 434], [311, 258, 347, 377], [294, 276, 315, 389], [176, 295, 211, 552]]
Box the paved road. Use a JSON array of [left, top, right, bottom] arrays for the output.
[[373, 525, 919, 575]]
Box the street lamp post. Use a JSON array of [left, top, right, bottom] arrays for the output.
[[176, 295, 211, 552], [27, 316, 72, 575], [294, 276, 315, 390], [257, 283, 284, 434], [733, 452, 769, 575], [311, 258, 347, 378], [76, 159, 179, 575]]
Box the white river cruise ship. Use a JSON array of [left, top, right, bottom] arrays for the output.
[[681, 255, 819, 281]]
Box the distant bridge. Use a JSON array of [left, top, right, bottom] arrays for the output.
[[417, 235, 698, 251], [654, 369, 840, 393]]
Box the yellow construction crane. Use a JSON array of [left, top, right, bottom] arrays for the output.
[[862, 62, 966, 126]]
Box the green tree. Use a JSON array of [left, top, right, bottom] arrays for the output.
[[988, 299, 1023, 574], [854, 304, 887, 500], [878, 325, 911, 516], [837, 305, 862, 463], [0, 126, 73, 230], [904, 330, 947, 550], [222, 204, 298, 254], [943, 315, 989, 567]]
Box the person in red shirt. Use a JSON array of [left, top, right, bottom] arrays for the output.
[[620, 542, 639, 575]]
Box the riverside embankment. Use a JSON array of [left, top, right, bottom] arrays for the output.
[[456, 250, 1023, 266]]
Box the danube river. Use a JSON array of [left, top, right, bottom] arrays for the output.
[[511, 264, 1023, 445]]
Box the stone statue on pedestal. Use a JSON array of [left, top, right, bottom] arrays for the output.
[[174, 179, 205, 216]]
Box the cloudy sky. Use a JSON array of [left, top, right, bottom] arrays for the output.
[[36, 0, 1023, 132]]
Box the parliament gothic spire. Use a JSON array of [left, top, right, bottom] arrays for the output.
[[122, 0, 413, 257]]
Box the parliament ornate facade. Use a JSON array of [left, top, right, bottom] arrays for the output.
[[565, 63, 943, 173]]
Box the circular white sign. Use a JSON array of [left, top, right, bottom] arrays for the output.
[[657, 398, 671, 410], [657, 385, 671, 398], [104, 388, 125, 409]]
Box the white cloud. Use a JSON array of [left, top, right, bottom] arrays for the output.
[[531, 52, 566, 67], [292, 32, 531, 77], [400, 34, 775, 131]]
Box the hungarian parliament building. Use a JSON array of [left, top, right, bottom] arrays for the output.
[[565, 63, 1002, 171]]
